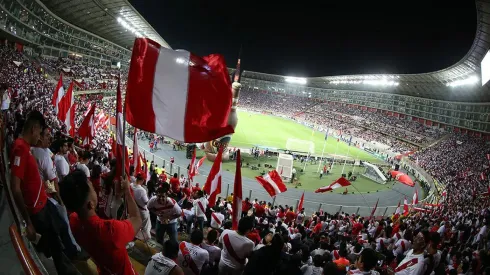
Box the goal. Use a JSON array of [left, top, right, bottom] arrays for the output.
[[285, 138, 315, 154]]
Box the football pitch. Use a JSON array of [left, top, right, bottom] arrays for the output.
[[230, 110, 380, 163]]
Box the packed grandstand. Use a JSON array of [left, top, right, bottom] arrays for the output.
[[1, 0, 490, 275]]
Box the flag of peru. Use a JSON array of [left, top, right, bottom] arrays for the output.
[[125, 38, 234, 143]]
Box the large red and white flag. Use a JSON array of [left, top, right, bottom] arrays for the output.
[[232, 150, 242, 230], [77, 103, 96, 145], [255, 170, 287, 197], [115, 78, 130, 180], [124, 38, 234, 143], [52, 74, 64, 114], [297, 192, 304, 213], [315, 177, 351, 193], [57, 81, 75, 136], [412, 189, 419, 205], [403, 197, 409, 216], [203, 147, 223, 208], [188, 147, 197, 182]]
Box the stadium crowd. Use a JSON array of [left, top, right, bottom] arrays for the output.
[[2, 44, 490, 275]]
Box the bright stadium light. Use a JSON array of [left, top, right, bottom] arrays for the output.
[[330, 78, 398, 86], [446, 75, 479, 87], [482, 50, 490, 85], [117, 17, 143, 38], [285, 77, 307, 85]]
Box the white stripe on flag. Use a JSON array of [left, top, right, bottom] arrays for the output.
[[209, 163, 222, 194], [152, 48, 190, 141], [330, 183, 343, 189], [117, 112, 124, 145], [263, 174, 282, 195]]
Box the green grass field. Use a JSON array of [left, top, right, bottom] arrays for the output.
[[196, 111, 392, 193], [230, 110, 379, 163]]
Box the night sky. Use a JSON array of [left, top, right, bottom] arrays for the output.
[[129, 0, 476, 77]]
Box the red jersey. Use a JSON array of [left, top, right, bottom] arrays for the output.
[[255, 204, 265, 217], [352, 223, 363, 236], [313, 222, 323, 234], [242, 201, 252, 213], [192, 185, 201, 193], [69, 213, 136, 275], [183, 187, 191, 197], [10, 138, 47, 214], [169, 177, 180, 193], [285, 211, 296, 223]]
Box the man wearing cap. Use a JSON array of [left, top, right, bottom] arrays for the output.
[[132, 171, 151, 240]]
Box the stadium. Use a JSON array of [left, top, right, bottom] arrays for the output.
[[0, 0, 489, 274]]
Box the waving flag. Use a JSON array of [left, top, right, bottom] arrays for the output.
[[195, 156, 205, 175], [394, 200, 401, 215], [57, 82, 75, 136], [52, 74, 64, 114], [315, 177, 351, 193], [403, 197, 409, 216], [124, 38, 234, 143], [232, 150, 242, 230], [255, 170, 287, 197], [412, 189, 419, 205], [203, 147, 223, 207], [115, 78, 130, 179], [370, 198, 379, 219], [297, 192, 304, 213], [77, 103, 96, 145]]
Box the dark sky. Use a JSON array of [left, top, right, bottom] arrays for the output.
[[129, 0, 476, 77]]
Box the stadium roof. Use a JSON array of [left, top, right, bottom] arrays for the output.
[[39, 0, 170, 50], [240, 0, 490, 102]]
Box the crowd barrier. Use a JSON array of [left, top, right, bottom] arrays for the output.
[[125, 136, 433, 217]]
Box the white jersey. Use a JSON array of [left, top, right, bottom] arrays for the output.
[[193, 197, 208, 220], [210, 212, 224, 229], [177, 241, 209, 275], [393, 239, 411, 256], [76, 163, 90, 178], [395, 249, 426, 275], [148, 196, 182, 224], [219, 229, 254, 270], [376, 237, 390, 251], [131, 183, 149, 211], [201, 242, 221, 264], [145, 253, 177, 275], [31, 147, 56, 182], [54, 154, 70, 179]]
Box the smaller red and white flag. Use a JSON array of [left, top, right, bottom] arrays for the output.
[[232, 150, 242, 230], [255, 170, 287, 197], [52, 74, 64, 114], [297, 192, 304, 213], [315, 177, 351, 193], [195, 156, 205, 175], [403, 197, 409, 216], [394, 200, 401, 215], [203, 147, 223, 208], [77, 103, 96, 145], [412, 189, 418, 205]]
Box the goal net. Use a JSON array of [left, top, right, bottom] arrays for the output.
[[285, 138, 315, 154]]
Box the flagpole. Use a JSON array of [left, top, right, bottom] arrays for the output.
[[341, 143, 352, 175], [317, 139, 327, 173], [351, 146, 361, 175]]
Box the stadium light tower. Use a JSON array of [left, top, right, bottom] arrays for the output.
[[285, 77, 307, 85]]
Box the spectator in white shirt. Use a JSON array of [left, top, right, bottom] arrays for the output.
[[76, 151, 91, 178], [219, 216, 255, 275], [193, 190, 208, 231], [132, 171, 151, 241], [148, 183, 182, 244], [395, 232, 427, 275], [201, 229, 221, 267], [178, 230, 209, 275], [53, 139, 70, 181], [210, 209, 224, 230], [145, 240, 184, 275]]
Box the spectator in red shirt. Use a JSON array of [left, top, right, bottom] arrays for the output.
[[169, 173, 180, 194], [285, 207, 296, 223], [60, 171, 142, 275], [242, 198, 252, 218], [192, 183, 201, 193], [10, 111, 78, 274], [254, 203, 265, 217]]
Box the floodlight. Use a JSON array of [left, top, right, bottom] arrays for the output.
[[446, 76, 479, 87], [285, 77, 307, 85]]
